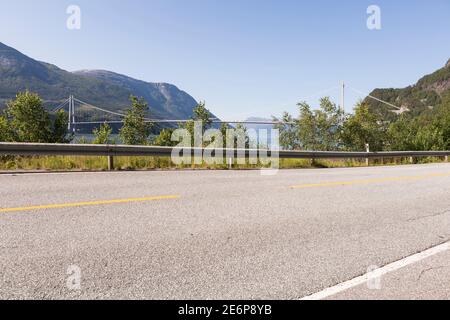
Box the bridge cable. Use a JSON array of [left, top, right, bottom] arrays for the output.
[[347, 85, 401, 110]]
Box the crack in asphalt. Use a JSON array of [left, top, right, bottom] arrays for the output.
[[407, 209, 450, 222], [417, 266, 447, 281]]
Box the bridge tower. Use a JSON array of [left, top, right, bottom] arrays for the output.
[[67, 95, 76, 133], [67, 95, 71, 131]]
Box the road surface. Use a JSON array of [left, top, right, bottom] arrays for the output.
[[1, 163, 450, 299]]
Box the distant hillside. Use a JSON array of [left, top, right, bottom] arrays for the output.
[[0, 42, 210, 120], [72, 70, 200, 119], [365, 59, 450, 120]]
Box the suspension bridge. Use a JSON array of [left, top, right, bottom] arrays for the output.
[[51, 83, 404, 133]]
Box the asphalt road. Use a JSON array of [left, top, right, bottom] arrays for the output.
[[1, 163, 450, 300]]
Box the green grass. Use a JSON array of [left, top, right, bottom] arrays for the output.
[[0, 155, 447, 172]]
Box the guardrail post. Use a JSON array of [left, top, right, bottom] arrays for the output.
[[445, 155, 448, 163], [108, 155, 114, 171], [365, 144, 370, 167], [409, 156, 414, 164]]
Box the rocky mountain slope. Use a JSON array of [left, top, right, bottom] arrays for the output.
[[365, 59, 450, 119], [0, 42, 204, 120]]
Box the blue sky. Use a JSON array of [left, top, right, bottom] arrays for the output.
[[1, 0, 449, 120]]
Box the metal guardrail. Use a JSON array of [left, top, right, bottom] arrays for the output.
[[0, 142, 449, 169]]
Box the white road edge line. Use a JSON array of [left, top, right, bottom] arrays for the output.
[[300, 241, 450, 300]]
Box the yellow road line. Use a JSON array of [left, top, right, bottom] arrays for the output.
[[0, 195, 181, 213], [290, 172, 450, 189]]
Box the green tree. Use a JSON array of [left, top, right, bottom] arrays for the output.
[[275, 98, 344, 151], [273, 112, 300, 150], [341, 102, 386, 151], [414, 124, 445, 151], [181, 101, 214, 147], [434, 97, 450, 149], [314, 97, 344, 150], [296, 98, 343, 151], [6, 91, 52, 142], [0, 116, 12, 142], [234, 123, 250, 149], [386, 104, 449, 151], [153, 128, 177, 146], [192, 101, 213, 132], [92, 122, 113, 144], [386, 115, 417, 151], [219, 122, 229, 147], [119, 95, 152, 145], [52, 110, 72, 143], [77, 136, 89, 144], [296, 102, 317, 149]]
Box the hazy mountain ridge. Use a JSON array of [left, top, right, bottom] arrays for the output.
[[0, 42, 203, 120]]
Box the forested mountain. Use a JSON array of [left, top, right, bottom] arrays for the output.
[[365, 59, 450, 120]]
